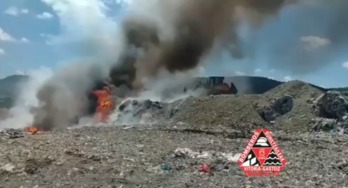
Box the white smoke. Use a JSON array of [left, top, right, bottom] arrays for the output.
[[42, 0, 123, 63], [0, 0, 126, 130], [0, 67, 54, 130], [136, 68, 206, 102], [107, 67, 205, 126]]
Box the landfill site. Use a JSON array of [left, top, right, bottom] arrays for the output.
[[0, 78, 348, 188], [1, 0, 348, 187]]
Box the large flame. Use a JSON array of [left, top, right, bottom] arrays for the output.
[[93, 88, 115, 124]]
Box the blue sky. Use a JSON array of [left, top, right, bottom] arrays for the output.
[[0, 0, 347, 88]]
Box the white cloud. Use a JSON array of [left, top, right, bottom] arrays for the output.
[[21, 9, 29, 14], [103, 0, 133, 5], [284, 76, 293, 82], [4, 7, 29, 16], [0, 28, 29, 43], [300, 36, 331, 51], [234, 71, 245, 76], [36, 12, 54, 19], [254, 69, 262, 73], [41, 0, 122, 60], [342, 62, 348, 70], [21, 37, 29, 43], [40, 33, 52, 38], [0, 27, 16, 42], [15, 70, 26, 75], [0, 48, 5, 56], [40, 33, 56, 45]]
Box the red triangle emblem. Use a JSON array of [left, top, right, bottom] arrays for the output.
[[252, 148, 272, 165], [238, 129, 287, 177]]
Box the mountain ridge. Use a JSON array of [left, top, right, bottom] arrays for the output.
[[0, 74, 346, 109]]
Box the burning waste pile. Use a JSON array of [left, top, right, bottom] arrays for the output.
[[311, 91, 348, 134], [109, 96, 187, 125], [9, 0, 293, 132], [111, 98, 166, 125]]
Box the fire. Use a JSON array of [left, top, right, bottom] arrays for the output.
[[23, 126, 40, 135], [92, 87, 115, 124]]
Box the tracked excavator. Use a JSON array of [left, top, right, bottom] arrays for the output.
[[205, 77, 238, 95]]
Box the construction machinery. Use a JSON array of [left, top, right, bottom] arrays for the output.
[[205, 76, 238, 95]]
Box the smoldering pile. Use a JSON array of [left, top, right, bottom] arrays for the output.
[[30, 0, 294, 130], [110, 98, 183, 125]]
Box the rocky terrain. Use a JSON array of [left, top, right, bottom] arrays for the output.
[[0, 80, 348, 187]]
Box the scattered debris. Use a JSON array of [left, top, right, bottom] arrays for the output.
[[199, 163, 212, 174], [118, 99, 163, 114], [256, 96, 294, 122], [312, 91, 348, 134], [161, 163, 172, 172], [173, 148, 236, 162], [272, 96, 294, 115], [114, 99, 166, 124], [1, 163, 15, 173], [258, 106, 277, 122], [311, 118, 337, 133], [24, 158, 54, 175], [314, 91, 348, 120], [0, 129, 24, 139]]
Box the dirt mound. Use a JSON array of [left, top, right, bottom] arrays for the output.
[[264, 80, 324, 99], [257, 81, 324, 132], [168, 81, 327, 133], [172, 95, 267, 131], [104, 79, 342, 134], [109, 81, 325, 133]]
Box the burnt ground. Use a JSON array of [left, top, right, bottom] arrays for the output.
[[0, 81, 348, 187]]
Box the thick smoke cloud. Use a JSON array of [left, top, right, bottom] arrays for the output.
[[32, 62, 109, 130], [110, 0, 292, 90]]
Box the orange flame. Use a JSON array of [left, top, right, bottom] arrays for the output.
[[24, 126, 39, 135], [93, 89, 115, 124]]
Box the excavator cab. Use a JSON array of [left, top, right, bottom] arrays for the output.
[[207, 77, 225, 87], [206, 77, 238, 95]]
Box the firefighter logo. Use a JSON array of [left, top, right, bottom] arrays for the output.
[[238, 129, 287, 176]]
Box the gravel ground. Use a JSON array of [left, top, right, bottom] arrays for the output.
[[0, 124, 347, 188], [0, 81, 347, 187]]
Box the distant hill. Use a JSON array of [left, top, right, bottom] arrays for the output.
[[0, 74, 346, 109], [0, 75, 29, 108], [223, 76, 284, 94], [326, 87, 348, 92], [0, 75, 29, 96]]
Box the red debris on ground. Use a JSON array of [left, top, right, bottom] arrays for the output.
[[200, 163, 212, 173]]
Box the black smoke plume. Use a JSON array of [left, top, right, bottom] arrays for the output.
[[33, 0, 293, 129], [110, 0, 292, 90]]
